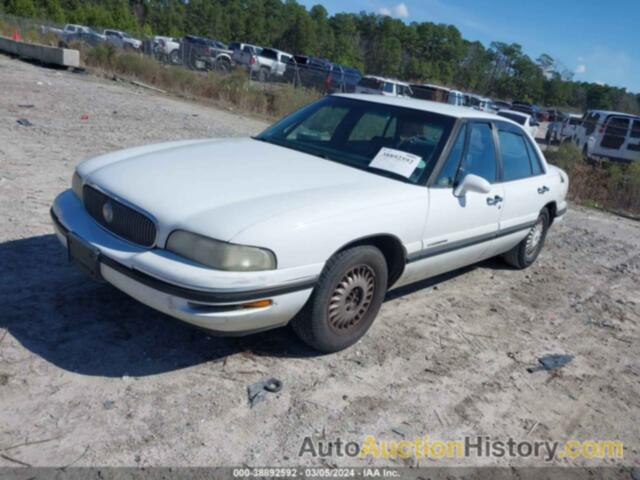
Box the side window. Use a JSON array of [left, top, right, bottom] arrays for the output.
[[383, 82, 394, 94], [524, 139, 544, 175], [459, 123, 496, 183], [498, 130, 533, 181], [585, 113, 599, 135], [435, 124, 467, 187], [631, 120, 640, 139]]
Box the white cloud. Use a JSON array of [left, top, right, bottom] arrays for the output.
[[377, 2, 410, 18], [575, 64, 587, 74]]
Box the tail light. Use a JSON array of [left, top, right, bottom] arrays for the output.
[[599, 123, 606, 134], [250, 55, 256, 65], [204, 46, 211, 56]]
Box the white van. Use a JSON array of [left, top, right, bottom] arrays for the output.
[[584, 114, 640, 162], [355, 76, 413, 97], [447, 90, 465, 106]]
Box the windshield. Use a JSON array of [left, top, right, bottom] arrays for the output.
[[256, 96, 455, 185]]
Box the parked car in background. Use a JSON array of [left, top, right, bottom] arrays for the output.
[[154, 36, 180, 64], [581, 113, 640, 162], [282, 55, 360, 92], [355, 76, 413, 97], [467, 94, 494, 112], [103, 29, 142, 50], [546, 113, 582, 143], [52, 94, 568, 352], [181, 35, 233, 72], [511, 101, 548, 123], [245, 47, 292, 81], [284, 55, 331, 89], [410, 84, 451, 103], [498, 109, 540, 138], [490, 100, 512, 111], [229, 42, 261, 64], [447, 90, 466, 106], [47, 24, 106, 48]]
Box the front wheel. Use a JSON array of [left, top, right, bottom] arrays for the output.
[[503, 209, 550, 269], [291, 246, 388, 353]]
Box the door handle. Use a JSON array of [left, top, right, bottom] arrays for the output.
[[486, 195, 503, 206], [537, 185, 550, 194]]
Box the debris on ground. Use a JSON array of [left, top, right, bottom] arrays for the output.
[[103, 400, 115, 410], [16, 119, 32, 127], [17, 104, 34, 108], [527, 354, 574, 373], [80, 114, 89, 120], [247, 378, 283, 408]]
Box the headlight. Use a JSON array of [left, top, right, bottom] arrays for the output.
[[166, 230, 276, 271], [72, 171, 83, 199]]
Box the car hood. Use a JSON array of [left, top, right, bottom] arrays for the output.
[[77, 138, 420, 244]]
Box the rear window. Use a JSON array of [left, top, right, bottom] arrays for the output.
[[569, 117, 581, 125], [605, 117, 630, 137], [228, 42, 240, 50], [498, 112, 526, 126], [260, 49, 278, 60]]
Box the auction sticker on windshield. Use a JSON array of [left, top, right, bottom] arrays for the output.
[[369, 147, 422, 178]]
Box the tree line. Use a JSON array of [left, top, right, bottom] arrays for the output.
[[2, 0, 638, 114]]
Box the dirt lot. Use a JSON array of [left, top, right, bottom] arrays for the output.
[[1, 54, 639, 470]]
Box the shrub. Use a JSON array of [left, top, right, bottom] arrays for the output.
[[546, 142, 640, 215], [81, 46, 320, 119]]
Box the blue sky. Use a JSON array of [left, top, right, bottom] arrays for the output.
[[299, 0, 640, 93]]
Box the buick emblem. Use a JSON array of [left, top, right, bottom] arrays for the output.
[[102, 200, 114, 224]]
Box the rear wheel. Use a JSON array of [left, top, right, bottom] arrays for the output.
[[169, 49, 180, 65], [291, 246, 388, 353], [503, 209, 550, 269]]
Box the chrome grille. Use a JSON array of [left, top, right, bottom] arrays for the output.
[[83, 185, 156, 247]]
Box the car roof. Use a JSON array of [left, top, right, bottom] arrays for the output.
[[334, 94, 511, 120]]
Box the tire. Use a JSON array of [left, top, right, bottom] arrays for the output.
[[291, 246, 388, 353], [503, 209, 550, 269], [216, 58, 231, 73], [169, 50, 180, 65]]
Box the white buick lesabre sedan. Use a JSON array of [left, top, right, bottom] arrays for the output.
[[51, 94, 568, 352]]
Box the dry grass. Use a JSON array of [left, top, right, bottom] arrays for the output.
[[546, 142, 640, 216], [83, 44, 319, 120]]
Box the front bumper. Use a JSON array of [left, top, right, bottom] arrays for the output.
[[51, 190, 318, 334]]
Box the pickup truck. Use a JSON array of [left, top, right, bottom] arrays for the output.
[[181, 35, 233, 72], [154, 36, 181, 64], [43, 24, 106, 48], [103, 29, 142, 50], [242, 47, 292, 81]]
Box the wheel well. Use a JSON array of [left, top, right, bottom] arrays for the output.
[[336, 235, 406, 287], [544, 201, 557, 224]]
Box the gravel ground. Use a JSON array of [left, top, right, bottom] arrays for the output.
[[0, 55, 639, 470]]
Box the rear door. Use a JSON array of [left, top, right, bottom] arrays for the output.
[[415, 121, 504, 278], [494, 121, 549, 254], [600, 116, 630, 151], [625, 119, 640, 161]]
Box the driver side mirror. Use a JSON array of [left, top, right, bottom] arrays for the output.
[[454, 174, 492, 197]]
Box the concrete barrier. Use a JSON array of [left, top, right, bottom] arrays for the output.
[[0, 36, 79, 68]]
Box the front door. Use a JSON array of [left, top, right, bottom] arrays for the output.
[[409, 121, 504, 281]]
